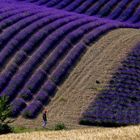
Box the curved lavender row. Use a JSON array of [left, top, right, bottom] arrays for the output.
[[0, 16, 95, 101], [48, 0, 78, 9], [0, 14, 76, 94], [5, 26, 140, 117], [108, 0, 133, 20], [41, 21, 104, 74], [97, 0, 121, 18], [6, 15, 105, 117], [0, 10, 55, 50], [0, 8, 32, 22], [53, 0, 72, 9], [0, 6, 49, 31], [50, 43, 86, 85], [0, 9, 43, 30], [22, 23, 131, 118], [22, 43, 86, 118], [17, 20, 98, 100], [64, 0, 94, 12], [0, 2, 52, 15], [19, 69, 47, 100], [10, 0, 140, 24], [0, 6, 19, 13], [0, 12, 70, 69], [118, 0, 140, 22], [10, 98, 26, 117], [81, 43, 140, 126], [4, 18, 94, 103], [12, 20, 106, 115], [128, 8, 140, 23], [36, 80, 57, 100], [0, 12, 56, 70], [83, 0, 109, 16], [22, 100, 43, 118], [0, 15, 83, 89]]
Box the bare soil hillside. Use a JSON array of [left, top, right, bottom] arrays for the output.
[[13, 28, 140, 129]]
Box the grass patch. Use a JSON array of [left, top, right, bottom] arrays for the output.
[[59, 97, 67, 102], [12, 126, 54, 133], [11, 124, 68, 133]]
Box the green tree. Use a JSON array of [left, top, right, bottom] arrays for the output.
[[0, 96, 14, 134]]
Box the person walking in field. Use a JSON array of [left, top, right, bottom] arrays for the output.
[[42, 109, 48, 128]]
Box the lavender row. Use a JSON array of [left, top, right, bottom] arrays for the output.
[[18, 20, 100, 96], [0, 8, 30, 22], [13, 20, 104, 113], [10, 98, 26, 117], [118, 0, 140, 22], [97, 0, 121, 17], [64, 0, 93, 12], [12, 0, 140, 23], [22, 100, 43, 118], [0, 8, 45, 28], [9, 18, 108, 118], [0, 15, 82, 94], [0, 17, 95, 102], [10, 19, 104, 117], [84, 0, 109, 16], [41, 21, 105, 74], [108, 0, 132, 20], [0, 12, 70, 66], [19, 69, 47, 100], [0, 10, 54, 50], [22, 43, 86, 118]]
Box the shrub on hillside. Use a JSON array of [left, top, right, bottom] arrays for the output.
[[0, 96, 14, 134], [54, 123, 66, 130], [0, 124, 12, 134]]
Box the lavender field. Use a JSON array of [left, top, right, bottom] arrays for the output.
[[0, 0, 140, 126]]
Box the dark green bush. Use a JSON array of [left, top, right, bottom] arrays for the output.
[[0, 124, 13, 134], [0, 96, 14, 134], [54, 123, 66, 130]]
